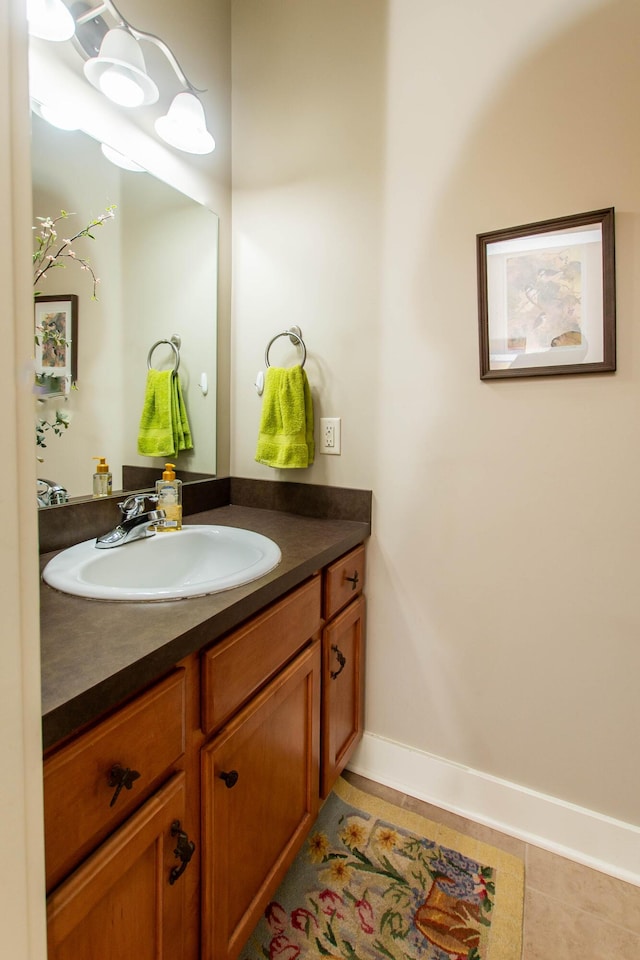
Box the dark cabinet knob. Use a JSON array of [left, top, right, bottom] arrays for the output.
[[108, 764, 141, 808], [345, 571, 359, 590], [219, 769, 239, 789]]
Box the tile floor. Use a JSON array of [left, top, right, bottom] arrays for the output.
[[342, 770, 640, 960]]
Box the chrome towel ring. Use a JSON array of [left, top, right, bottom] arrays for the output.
[[147, 335, 181, 373], [264, 327, 306, 368]]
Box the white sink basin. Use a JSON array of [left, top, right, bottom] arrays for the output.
[[42, 525, 282, 602]]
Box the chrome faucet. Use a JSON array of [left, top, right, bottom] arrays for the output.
[[95, 495, 165, 549], [37, 478, 68, 507]]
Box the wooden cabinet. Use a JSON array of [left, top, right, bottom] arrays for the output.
[[321, 545, 366, 797], [44, 546, 365, 960], [47, 772, 193, 960], [201, 641, 320, 960]]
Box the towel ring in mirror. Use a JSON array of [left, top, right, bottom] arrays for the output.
[[147, 336, 181, 373], [265, 329, 306, 368]]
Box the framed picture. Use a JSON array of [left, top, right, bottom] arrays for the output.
[[477, 208, 616, 379], [34, 295, 78, 397]]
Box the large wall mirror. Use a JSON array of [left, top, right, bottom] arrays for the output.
[[32, 113, 218, 501]]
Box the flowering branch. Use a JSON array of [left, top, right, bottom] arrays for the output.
[[36, 408, 70, 449], [33, 206, 115, 453], [33, 206, 116, 299]]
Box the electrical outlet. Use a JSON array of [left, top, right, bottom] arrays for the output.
[[320, 417, 341, 455]]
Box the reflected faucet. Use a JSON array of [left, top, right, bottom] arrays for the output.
[[95, 495, 165, 549], [37, 478, 68, 507]]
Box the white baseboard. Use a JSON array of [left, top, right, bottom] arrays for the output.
[[348, 732, 640, 887]]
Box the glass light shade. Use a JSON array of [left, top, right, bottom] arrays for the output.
[[100, 143, 144, 172], [27, 0, 75, 42], [155, 93, 215, 155], [84, 28, 158, 107], [37, 101, 79, 131]]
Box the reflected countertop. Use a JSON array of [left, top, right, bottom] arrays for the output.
[[40, 502, 370, 750]]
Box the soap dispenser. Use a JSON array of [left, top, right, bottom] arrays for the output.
[[155, 463, 182, 531], [92, 457, 112, 498]]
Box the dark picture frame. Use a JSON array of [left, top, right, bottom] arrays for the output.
[[34, 294, 78, 397], [477, 208, 616, 379]]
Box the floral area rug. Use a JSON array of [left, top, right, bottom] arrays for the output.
[[243, 776, 524, 960]]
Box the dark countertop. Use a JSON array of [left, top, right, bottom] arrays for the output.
[[40, 503, 370, 750]]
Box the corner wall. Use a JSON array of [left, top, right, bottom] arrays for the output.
[[231, 0, 640, 840]]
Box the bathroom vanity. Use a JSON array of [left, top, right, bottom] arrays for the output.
[[39, 482, 370, 960]]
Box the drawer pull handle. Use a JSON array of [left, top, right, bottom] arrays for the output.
[[108, 764, 141, 808], [345, 571, 359, 590], [330, 643, 347, 680], [219, 769, 239, 789], [169, 821, 196, 885]]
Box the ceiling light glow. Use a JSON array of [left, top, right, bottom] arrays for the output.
[[98, 65, 145, 107]]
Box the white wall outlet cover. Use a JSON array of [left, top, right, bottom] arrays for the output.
[[320, 416, 341, 454]]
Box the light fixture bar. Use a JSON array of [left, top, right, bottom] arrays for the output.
[[72, 0, 205, 93], [73, 1, 109, 24]]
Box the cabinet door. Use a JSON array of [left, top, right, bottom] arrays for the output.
[[321, 595, 365, 797], [201, 641, 320, 960], [47, 772, 194, 960]]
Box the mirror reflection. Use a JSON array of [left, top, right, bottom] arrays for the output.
[[32, 113, 218, 500]]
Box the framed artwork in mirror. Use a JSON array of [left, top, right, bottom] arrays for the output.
[[34, 294, 78, 397], [477, 208, 616, 379]]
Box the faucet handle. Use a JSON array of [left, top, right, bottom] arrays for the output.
[[118, 495, 146, 519], [118, 493, 159, 520]]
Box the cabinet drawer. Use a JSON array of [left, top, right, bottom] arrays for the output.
[[44, 668, 186, 891], [201, 576, 321, 736], [322, 544, 365, 620]]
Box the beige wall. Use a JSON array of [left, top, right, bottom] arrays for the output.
[[231, 0, 640, 825], [2, 1, 48, 956]]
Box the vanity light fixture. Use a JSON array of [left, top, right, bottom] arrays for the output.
[[27, 0, 75, 41], [84, 27, 158, 107], [155, 92, 215, 155], [28, 0, 215, 152]]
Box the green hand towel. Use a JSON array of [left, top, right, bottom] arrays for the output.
[[172, 374, 193, 452], [137, 369, 175, 457], [137, 370, 193, 457], [255, 365, 315, 468]]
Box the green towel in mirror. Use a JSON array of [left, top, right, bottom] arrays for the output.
[[255, 365, 314, 468], [138, 369, 193, 457]]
